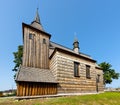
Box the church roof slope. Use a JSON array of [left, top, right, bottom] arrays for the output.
[[15, 66, 57, 83], [49, 41, 96, 62], [30, 21, 44, 31]]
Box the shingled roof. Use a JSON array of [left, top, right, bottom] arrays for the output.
[[15, 66, 57, 83], [49, 41, 96, 62]]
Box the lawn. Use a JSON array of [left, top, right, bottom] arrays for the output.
[[0, 92, 120, 105]]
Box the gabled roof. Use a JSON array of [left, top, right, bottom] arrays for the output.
[[49, 41, 96, 62], [15, 66, 57, 83]]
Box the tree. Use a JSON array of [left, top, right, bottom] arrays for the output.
[[13, 45, 23, 78], [99, 62, 120, 85]]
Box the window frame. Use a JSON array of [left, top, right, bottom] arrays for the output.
[[74, 62, 80, 77], [86, 65, 91, 79], [43, 38, 46, 44], [29, 33, 33, 39]]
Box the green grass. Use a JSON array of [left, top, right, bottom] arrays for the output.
[[0, 92, 120, 105]]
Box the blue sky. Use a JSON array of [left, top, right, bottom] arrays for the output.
[[0, 0, 120, 91]]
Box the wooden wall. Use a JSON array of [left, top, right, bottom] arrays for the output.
[[50, 51, 104, 93], [50, 52, 58, 80], [96, 68, 104, 92], [22, 27, 49, 69], [17, 82, 57, 96]]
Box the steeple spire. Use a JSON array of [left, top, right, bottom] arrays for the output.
[[34, 8, 40, 24], [31, 8, 44, 31]]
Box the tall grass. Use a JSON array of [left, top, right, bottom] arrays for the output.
[[0, 92, 120, 105]]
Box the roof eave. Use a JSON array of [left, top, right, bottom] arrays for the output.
[[16, 80, 58, 84], [15, 65, 22, 81], [95, 66, 103, 70]]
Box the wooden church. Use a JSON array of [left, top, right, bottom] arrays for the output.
[[15, 9, 104, 96]]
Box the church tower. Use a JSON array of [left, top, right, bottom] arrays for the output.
[[22, 8, 51, 69]]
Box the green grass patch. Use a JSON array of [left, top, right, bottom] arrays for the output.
[[0, 92, 120, 105]]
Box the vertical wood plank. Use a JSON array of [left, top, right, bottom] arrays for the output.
[[17, 82, 57, 96], [19, 82, 22, 96], [17, 83, 19, 96]]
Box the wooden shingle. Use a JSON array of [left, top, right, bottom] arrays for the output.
[[16, 66, 57, 83]]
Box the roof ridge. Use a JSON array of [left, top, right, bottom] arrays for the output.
[[50, 41, 91, 57]]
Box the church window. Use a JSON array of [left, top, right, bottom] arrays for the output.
[[86, 65, 91, 79], [74, 62, 80, 77], [43, 38, 46, 44], [29, 33, 33, 39]]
